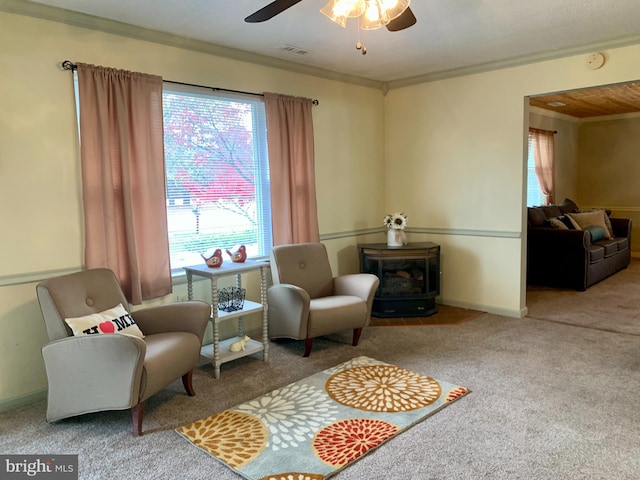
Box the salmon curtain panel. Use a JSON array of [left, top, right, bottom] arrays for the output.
[[264, 93, 320, 246], [76, 63, 171, 304], [529, 127, 556, 205]]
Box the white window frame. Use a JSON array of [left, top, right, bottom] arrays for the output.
[[162, 83, 272, 271]]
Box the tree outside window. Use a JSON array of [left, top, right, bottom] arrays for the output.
[[163, 86, 271, 269]]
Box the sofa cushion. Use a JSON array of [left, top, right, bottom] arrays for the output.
[[594, 239, 619, 257], [589, 245, 605, 263], [567, 210, 613, 239], [598, 236, 629, 253], [527, 207, 547, 227], [540, 205, 562, 218], [615, 237, 629, 251]]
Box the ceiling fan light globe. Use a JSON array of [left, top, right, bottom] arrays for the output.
[[341, 0, 366, 17], [320, 3, 346, 26], [321, 0, 365, 27], [382, 0, 410, 21], [360, 0, 390, 30]]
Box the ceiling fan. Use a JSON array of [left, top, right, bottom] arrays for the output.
[[245, 0, 417, 32]]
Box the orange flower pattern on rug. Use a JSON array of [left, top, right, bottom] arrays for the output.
[[177, 410, 267, 468], [312, 418, 399, 467], [326, 364, 442, 412], [176, 356, 469, 480]]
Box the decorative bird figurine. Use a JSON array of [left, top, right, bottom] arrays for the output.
[[202, 248, 224, 268], [226, 245, 247, 263]]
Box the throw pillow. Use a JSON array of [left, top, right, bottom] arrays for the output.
[[65, 304, 145, 338], [567, 211, 613, 239], [565, 214, 582, 230], [527, 207, 547, 227], [548, 217, 569, 229], [584, 225, 606, 242], [540, 205, 562, 219], [579, 208, 614, 237]]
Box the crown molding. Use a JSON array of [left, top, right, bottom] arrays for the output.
[[2, 0, 639, 93], [0, 0, 384, 90], [386, 34, 640, 90]]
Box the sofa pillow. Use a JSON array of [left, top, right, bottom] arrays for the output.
[[548, 217, 569, 229], [565, 214, 582, 230], [584, 225, 606, 242], [548, 215, 576, 229], [579, 208, 614, 237], [558, 198, 579, 214], [567, 211, 613, 239], [65, 304, 145, 338], [528, 207, 547, 227], [540, 205, 562, 219]]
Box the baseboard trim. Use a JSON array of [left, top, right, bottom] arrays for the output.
[[440, 298, 524, 319], [0, 389, 47, 413]]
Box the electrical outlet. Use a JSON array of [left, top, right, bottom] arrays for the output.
[[176, 294, 188, 302]]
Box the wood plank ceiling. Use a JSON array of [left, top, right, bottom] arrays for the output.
[[530, 81, 640, 118]]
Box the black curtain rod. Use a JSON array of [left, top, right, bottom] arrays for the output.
[[62, 60, 319, 105]]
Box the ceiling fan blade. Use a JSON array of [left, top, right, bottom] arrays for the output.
[[245, 0, 304, 23], [386, 7, 417, 32]]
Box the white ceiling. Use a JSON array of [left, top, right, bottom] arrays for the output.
[[17, 0, 640, 83]]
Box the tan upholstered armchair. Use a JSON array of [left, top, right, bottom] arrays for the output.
[[36, 268, 210, 436], [268, 242, 380, 357]]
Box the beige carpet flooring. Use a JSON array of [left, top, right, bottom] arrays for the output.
[[2, 268, 640, 479], [526, 258, 640, 335]]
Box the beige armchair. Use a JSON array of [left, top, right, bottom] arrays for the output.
[[36, 268, 210, 436], [268, 242, 380, 357]]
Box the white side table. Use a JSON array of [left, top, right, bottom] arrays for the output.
[[184, 260, 269, 379]]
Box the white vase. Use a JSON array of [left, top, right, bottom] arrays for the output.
[[387, 229, 406, 246]]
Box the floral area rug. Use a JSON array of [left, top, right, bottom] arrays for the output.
[[176, 356, 469, 480]]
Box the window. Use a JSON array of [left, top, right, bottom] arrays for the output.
[[526, 131, 545, 207], [162, 84, 271, 269]]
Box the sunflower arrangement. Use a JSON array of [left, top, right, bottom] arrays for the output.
[[383, 212, 407, 231]]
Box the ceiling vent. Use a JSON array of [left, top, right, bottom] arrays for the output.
[[546, 102, 566, 107], [278, 44, 310, 55]]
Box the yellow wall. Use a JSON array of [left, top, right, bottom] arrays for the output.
[[384, 48, 640, 316], [2, 8, 640, 408], [578, 115, 640, 252], [0, 11, 384, 406]]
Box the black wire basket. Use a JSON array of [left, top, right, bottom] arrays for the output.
[[218, 287, 246, 312]]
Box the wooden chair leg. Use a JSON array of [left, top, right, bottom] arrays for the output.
[[352, 327, 363, 346], [303, 338, 313, 357], [131, 401, 146, 437], [182, 370, 196, 396]]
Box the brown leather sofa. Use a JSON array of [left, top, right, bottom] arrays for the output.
[[527, 199, 632, 291]]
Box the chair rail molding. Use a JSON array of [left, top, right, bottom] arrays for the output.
[[0, 267, 82, 288]]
